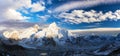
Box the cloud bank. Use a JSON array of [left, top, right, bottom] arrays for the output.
[[54, 0, 120, 12], [58, 10, 120, 24], [0, 0, 45, 21]]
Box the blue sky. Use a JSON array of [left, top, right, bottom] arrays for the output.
[[0, 0, 120, 29]]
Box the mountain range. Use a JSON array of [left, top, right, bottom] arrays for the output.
[[1, 22, 120, 56]]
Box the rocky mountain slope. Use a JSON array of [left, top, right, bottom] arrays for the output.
[[1, 22, 120, 56]]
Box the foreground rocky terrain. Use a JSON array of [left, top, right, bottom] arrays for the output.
[[0, 35, 120, 56]]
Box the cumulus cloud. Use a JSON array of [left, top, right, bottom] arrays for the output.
[[0, 0, 45, 21], [31, 2, 45, 12], [58, 10, 120, 24], [4, 9, 29, 21], [54, 0, 120, 12]]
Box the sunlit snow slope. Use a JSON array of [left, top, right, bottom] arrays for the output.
[[1, 22, 120, 50], [2, 22, 72, 48]]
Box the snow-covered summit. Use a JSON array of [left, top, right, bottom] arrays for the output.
[[43, 22, 60, 38], [1, 22, 71, 47], [2, 24, 40, 40], [34, 22, 70, 39], [48, 22, 59, 30], [2, 22, 120, 56]]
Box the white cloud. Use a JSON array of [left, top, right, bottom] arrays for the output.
[[0, 0, 45, 21], [4, 8, 29, 20], [69, 28, 120, 36], [58, 10, 120, 24], [54, 0, 120, 12], [31, 2, 45, 12], [69, 28, 120, 32]]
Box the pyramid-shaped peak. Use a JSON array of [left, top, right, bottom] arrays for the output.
[[49, 22, 58, 28], [33, 24, 39, 27], [33, 24, 40, 29], [50, 22, 57, 26], [49, 22, 57, 27]]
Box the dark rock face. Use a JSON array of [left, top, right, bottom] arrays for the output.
[[43, 37, 56, 46], [2, 44, 25, 51], [108, 48, 120, 56], [117, 33, 120, 38], [0, 42, 26, 56]]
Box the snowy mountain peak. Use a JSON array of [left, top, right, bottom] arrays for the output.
[[48, 22, 59, 29], [49, 22, 57, 26], [42, 22, 60, 38], [2, 22, 71, 48], [33, 24, 40, 30]]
